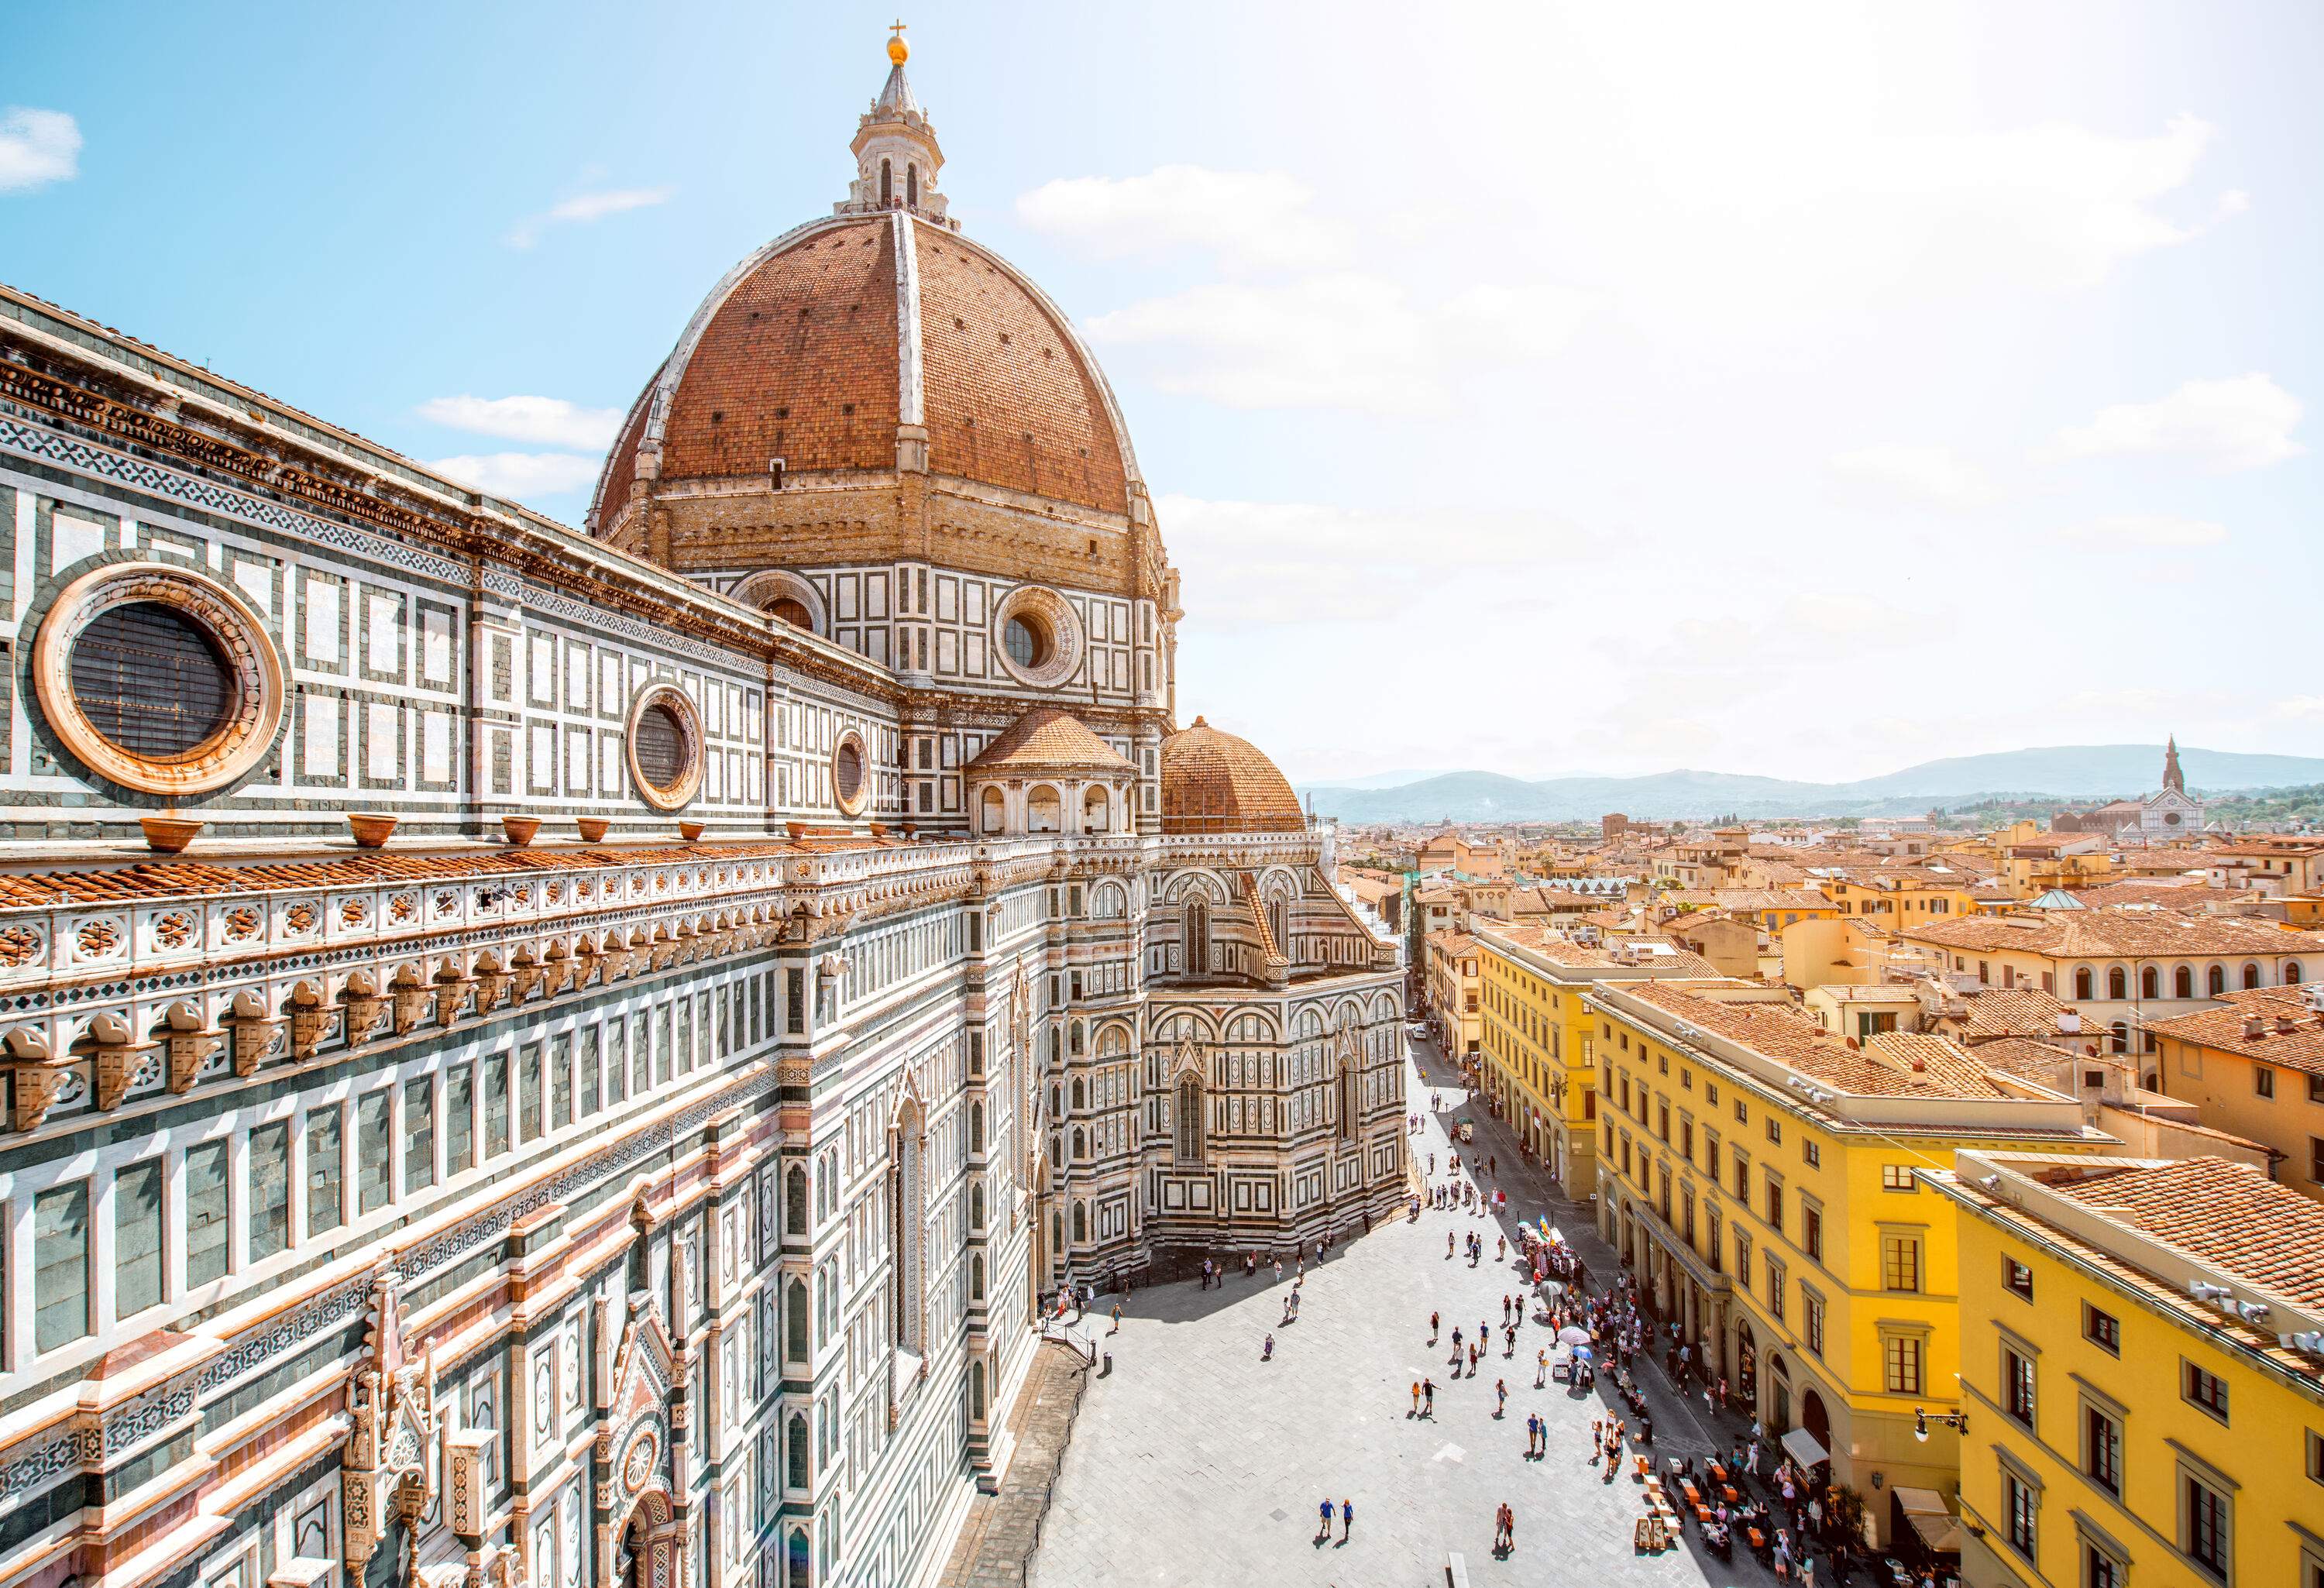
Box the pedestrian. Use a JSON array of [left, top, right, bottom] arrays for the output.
[[1274, 1258, 1283, 1283], [1504, 1324, 1515, 1356], [1318, 1497, 1334, 1539], [1423, 1378, 1435, 1415], [1430, 1309, 1440, 1342], [1341, 1497, 1353, 1540], [1110, 1301, 1122, 1333], [1452, 1326, 1463, 1356], [1446, 1232, 1455, 1259], [1411, 1380, 1421, 1416], [1495, 1378, 1507, 1416], [1535, 1349, 1548, 1387], [1469, 1343, 1479, 1372]]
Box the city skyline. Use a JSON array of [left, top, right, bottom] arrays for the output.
[[4, 2, 2317, 785]]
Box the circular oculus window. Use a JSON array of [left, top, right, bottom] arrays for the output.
[[831, 728, 871, 817], [625, 684, 704, 811], [33, 562, 285, 797], [990, 586, 1084, 689]]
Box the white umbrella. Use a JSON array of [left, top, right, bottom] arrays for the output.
[[1557, 1325, 1593, 1346]]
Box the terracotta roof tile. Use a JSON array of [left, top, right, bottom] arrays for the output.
[[1159, 717, 1304, 835], [964, 706, 1133, 775], [2146, 985, 2324, 1078]]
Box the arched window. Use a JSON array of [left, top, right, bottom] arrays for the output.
[[2107, 967, 2127, 1000], [1071, 1202, 1087, 1243], [2140, 967, 2158, 999], [2174, 965, 2193, 999], [1082, 785, 1109, 833], [971, 1251, 985, 1301], [2074, 968, 2094, 1001], [786, 1413, 810, 1488], [2109, 1020, 2129, 1054], [971, 1358, 986, 1420], [1184, 899, 1209, 977], [1174, 1072, 1204, 1162], [1027, 785, 1061, 834], [1071, 1126, 1085, 1159], [786, 1276, 808, 1361], [1337, 1050, 1360, 1142], [2243, 963, 2262, 990], [1269, 897, 1289, 953], [890, 1113, 926, 1356], [970, 1182, 985, 1229], [786, 1164, 808, 1237], [968, 1101, 984, 1153], [2209, 964, 2226, 997], [980, 786, 1005, 834], [907, 163, 919, 207], [1071, 1077, 1085, 1110], [2288, 961, 2304, 985], [879, 158, 892, 205]]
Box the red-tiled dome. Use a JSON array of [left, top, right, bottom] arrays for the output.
[[588, 215, 1138, 532], [1160, 717, 1306, 835], [966, 706, 1133, 775]]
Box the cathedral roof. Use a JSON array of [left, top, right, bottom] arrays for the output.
[[1160, 717, 1306, 835], [587, 42, 1141, 534], [965, 707, 1134, 776]]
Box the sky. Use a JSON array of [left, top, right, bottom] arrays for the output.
[[4, 2, 2318, 785]]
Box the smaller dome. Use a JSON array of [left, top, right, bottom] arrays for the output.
[[967, 706, 1133, 776], [1160, 717, 1306, 835]]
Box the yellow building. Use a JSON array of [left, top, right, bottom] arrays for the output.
[[2147, 983, 2324, 1200], [1900, 908, 2322, 1070], [1472, 923, 1696, 1196], [1589, 979, 2106, 1539], [1425, 928, 1483, 1060], [1817, 863, 1984, 925], [1930, 1151, 2324, 1588]]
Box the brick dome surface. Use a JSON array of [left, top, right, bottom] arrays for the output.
[[966, 706, 1133, 775], [1160, 717, 1306, 835], [590, 215, 1136, 529]]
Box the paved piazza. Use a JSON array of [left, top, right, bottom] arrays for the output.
[[1031, 1037, 1786, 1588]]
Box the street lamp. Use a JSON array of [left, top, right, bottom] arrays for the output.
[[1913, 1408, 1968, 1441]]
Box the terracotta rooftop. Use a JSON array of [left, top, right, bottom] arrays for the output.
[[964, 706, 1134, 775], [1902, 906, 2321, 959], [1613, 980, 2016, 1102], [1937, 984, 2079, 1042], [2145, 985, 2324, 1078], [0, 837, 903, 910], [1159, 717, 1305, 836]]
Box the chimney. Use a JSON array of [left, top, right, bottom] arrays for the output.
[[2057, 1009, 2081, 1034], [2242, 1015, 2266, 1040], [2276, 1015, 2298, 1035]]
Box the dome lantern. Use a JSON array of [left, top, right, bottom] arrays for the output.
[[838, 24, 954, 228]]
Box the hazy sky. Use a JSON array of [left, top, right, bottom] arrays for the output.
[[5, 2, 2316, 783]]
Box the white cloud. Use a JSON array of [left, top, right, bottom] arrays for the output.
[[416, 394, 625, 450], [2058, 514, 2227, 548], [425, 452, 602, 499], [506, 185, 673, 249], [1827, 445, 1994, 509], [2047, 373, 2305, 470], [1016, 165, 1343, 272], [0, 107, 81, 193], [1088, 273, 1593, 414]]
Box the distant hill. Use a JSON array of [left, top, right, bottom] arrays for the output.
[[1298, 744, 2324, 825]]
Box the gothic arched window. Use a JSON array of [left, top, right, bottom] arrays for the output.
[[1071, 1202, 1087, 1243], [1184, 899, 1209, 977], [879, 159, 892, 205], [1174, 1072, 1204, 1163], [786, 1413, 810, 1488], [907, 163, 919, 207], [1337, 1050, 1360, 1142], [890, 1111, 926, 1355], [786, 1164, 808, 1237], [786, 1276, 808, 1361], [1269, 898, 1289, 953]]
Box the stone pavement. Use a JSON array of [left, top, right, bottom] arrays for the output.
[[1026, 1036, 1798, 1588], [940, 1338, 1092, 1587]]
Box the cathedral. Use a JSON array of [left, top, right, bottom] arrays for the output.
[[0, 36, 1403, 1588]]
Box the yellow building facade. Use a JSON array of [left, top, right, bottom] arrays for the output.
[[1473, 924, 1686, 1197], [1589, 980, 2106, 1542], [1425, 928, 1483, 1060], [1931, 1151, 2324, 1588], [2148, 983, 2324, 1201]]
